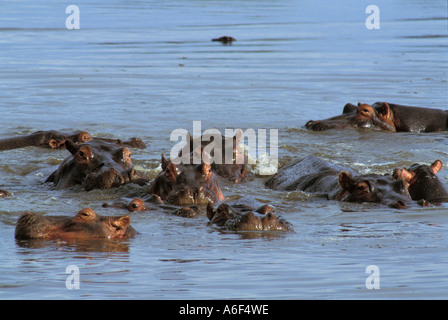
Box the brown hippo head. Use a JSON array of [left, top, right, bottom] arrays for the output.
[[150, 155, 225, 205], [351, 102, 396, 132], [15, 208, 137, 240], [394, 160, 448, 204], [207, 202, 293, 232], [46, 139, 147, 191], [334, 171, 410, 208], [166, 161, 225, 205]]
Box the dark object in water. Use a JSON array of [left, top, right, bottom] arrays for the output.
[[212, 36, 236, 44]]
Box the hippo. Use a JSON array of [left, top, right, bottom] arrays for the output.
[[0, 129, 146, 151], [170, 205, 201, 218], [102, 194, 165, 212], [176, 132, 248, 182], [102, 197, 154, 212], [206, 202, 293, 232], [394, 159, 448, 205], [306, 102, 448, 133], [208, 134, 248, 183], [102, 195, 202, 218], [149, 155, 225, 206], [212, 36, 236, 44], [266, 155, 410, 209], [45, 139, 148, 191], [0, 130, 93, 151], [15, 208, 137, 240], [94, 136, 146, 149]]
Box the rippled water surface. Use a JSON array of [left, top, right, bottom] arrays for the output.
[[1, 0, 447, 299]]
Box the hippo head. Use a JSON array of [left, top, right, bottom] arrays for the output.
[[151, 155, 224, 205], [207, 203, 292, 231], [177, 132, 248, 182], [47, 131, 93, 149], [167, 162, 225, 205], [352, 102, 396, 132], [208, 133, 248, 183], [46, 140, 147, 191], [15, 208, 137, 240], [394, 159, 448, 204], [149, 155, 179, 199], [207, 203, 239, 226], [67, 208, 135, 239], [336, 171, 409, 208]]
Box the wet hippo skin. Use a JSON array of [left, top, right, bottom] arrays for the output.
[[150, 155, 225, 205], [206, 202, 293, 232], [0, 130, 92, 151], [266, 155, 411, 209], [394, 159, 448, 204], [0, 130, 146, 151], [177, 132, 248, 182], [15, 208, 137, 240], [45, 139, 148, 191], [306, 102, 448, 132]]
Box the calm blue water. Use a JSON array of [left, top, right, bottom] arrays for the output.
[[0, 0, 447, 300]]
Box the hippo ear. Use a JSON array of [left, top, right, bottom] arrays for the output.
[[378, 102, 393, 119], [338, 171, 354, 190], [206, 202, 215, 220], [233, 129, 242, 144], [431, 160, 443, 175], [187, 131, 193, 144], [161, 154, 169, 170], [201, 162, 211, 175], [113, 216, 131, 229], [400, 167, 415, 183], [357, 102, 362, 107], [65, 140, 80, 155], [186, 131, 194, 152]]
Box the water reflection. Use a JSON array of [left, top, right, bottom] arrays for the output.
[[15, 238, 133, 253]]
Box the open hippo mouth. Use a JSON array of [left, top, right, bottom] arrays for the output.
[[167, 186, 218, 205]]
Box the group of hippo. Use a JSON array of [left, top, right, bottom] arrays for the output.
[[2, 101, 448, 242]]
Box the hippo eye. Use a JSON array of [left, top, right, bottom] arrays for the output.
[[78, 150, 93, 160], [77, 208, 96, 220], [361, 108, 370, 116], [357, 181, 371, 192]]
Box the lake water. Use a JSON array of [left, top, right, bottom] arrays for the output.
[[0, 0, 447, 300]]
